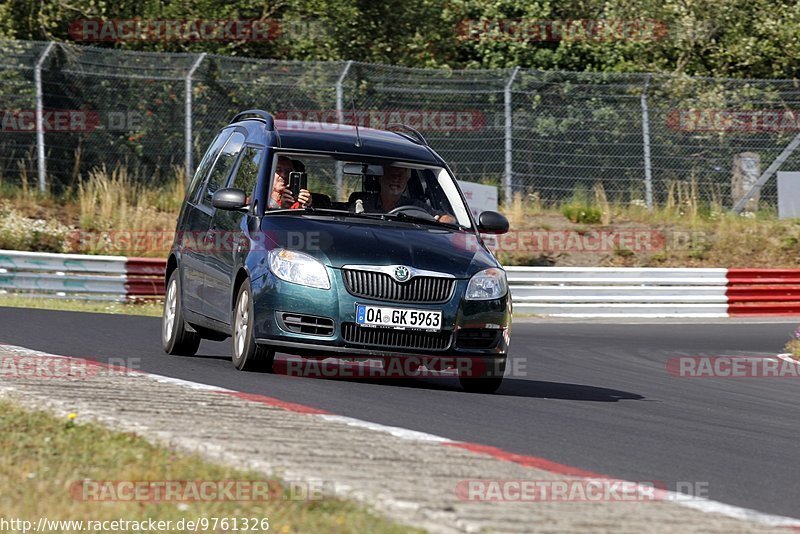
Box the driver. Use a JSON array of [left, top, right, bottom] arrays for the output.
[[361, 165, 456, 224]]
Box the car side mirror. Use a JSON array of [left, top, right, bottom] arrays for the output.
[[477, 211, 509, 234], [211, 188, 248, 211]]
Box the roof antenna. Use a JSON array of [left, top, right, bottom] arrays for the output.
[[351, 97, 362, 148]]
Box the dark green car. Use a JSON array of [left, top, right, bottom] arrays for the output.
[[163, 110, 511, 393]]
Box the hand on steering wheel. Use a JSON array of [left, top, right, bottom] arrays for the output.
[[386, 205, 436, 221]]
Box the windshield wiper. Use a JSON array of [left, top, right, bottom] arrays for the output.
[[265, 207, 345, 216], [381, 211, 468, 230], [265, 208, 467, 229]]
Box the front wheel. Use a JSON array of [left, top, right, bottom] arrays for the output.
[[232, 280, 275, 372], [458, 357, 506, 394], [162, 270, 201, 356]]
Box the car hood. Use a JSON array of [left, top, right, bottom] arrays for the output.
[[259, 215, 499, 278]]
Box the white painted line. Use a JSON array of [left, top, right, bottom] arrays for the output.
[[144, 373, 233, 392], [319, 415, 454, 443], [663, 491, 800, 527]]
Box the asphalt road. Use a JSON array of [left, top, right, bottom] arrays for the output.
[[1, 307, 799, 519]]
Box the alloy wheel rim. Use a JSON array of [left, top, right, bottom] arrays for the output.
[[235, 290, 249, 358], [163, 279, 177, 343]]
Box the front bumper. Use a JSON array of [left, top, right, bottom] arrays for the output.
[[251, 267, 511, 359]]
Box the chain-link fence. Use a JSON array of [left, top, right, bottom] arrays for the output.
[[2, 39, 800, 209]]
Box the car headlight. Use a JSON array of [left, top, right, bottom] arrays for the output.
[[466, 268, 507, 300], [268, 249, 330, 289]]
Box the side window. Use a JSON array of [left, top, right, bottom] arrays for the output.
[[201, 132, 246, 207], [188, 130, 232, 203], [231, 146, 264, 196]]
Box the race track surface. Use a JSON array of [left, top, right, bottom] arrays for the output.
[[1, 307, 798, 519]]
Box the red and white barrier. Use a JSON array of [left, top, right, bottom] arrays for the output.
[[508, 266, 800, 317], [0, 250, 164, 301], [2, 250, 799, 316], [727, 269, 800, 316]]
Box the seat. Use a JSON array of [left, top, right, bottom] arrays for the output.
[[310, 192, 331, 209], [347, 191, 376, 211]]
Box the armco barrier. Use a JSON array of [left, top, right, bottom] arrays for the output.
[[0, 250, 797, 316], [507, 266, 730, 318], [0, 250, 164, 301], [727, 269, 800, 316]]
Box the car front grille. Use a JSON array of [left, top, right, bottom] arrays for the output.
[[342, 269, 455, 303], [341, 323, 451, 351]]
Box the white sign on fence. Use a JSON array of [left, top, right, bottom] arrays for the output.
[[778, 171, 800, 219], [457, 181, 498, 218]]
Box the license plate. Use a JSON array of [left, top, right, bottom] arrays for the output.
[[356, 304, 442, 331]]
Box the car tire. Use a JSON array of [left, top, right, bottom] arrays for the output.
[[162, 270, 201, 356], [232, 280, 275, 372], [458, 357, 506, 394]]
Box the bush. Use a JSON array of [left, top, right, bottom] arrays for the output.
[[0, 208, 72, 253], [561, 203, 603, 224]]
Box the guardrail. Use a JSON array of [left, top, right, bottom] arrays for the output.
[[506, 267, 729, 318], [0, 250, 164, 301], [727, 269, 800, 316], [1, 250, 798, 317]]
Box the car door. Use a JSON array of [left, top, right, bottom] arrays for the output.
[[196, 131, 248, 322], [203, 144, 264, 324], [179, 129, 233, 314]]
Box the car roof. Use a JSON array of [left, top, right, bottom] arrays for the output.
[[232, 117, 443, 165]]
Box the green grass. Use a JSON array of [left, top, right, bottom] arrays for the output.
[[0, 400, 418, 534], [0, 295, 163, 317]]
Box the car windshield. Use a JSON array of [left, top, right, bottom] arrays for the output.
[[266, 153, 473, 229]]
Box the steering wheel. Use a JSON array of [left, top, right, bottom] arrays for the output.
[[386, 205, 436, 221]]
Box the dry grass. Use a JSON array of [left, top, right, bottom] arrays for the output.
[[72, 166, 183, 256], [2, 168, 800, 266], [76, 166, 181, 233], [497, 183, 800, 268], [1, 164, 185, 256]]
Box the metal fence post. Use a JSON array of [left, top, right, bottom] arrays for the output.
[[335, 60, 354, 199], [641, 75, 654, 209], [185, 53, 207, 183], [34, 42, 56, 193], [504, 67, 520, 206], [732, 132, 800, 213]]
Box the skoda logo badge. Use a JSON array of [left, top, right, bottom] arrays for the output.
[[394, 266, 410, 282]]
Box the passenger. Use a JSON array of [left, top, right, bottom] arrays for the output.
[[270, 156, 312, 209]]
